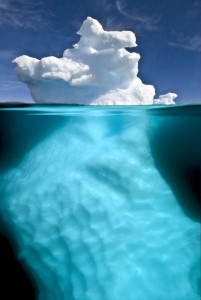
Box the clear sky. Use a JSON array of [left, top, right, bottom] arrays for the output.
[[0, 0, 200, 103]]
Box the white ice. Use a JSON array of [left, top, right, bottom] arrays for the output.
[[153, 93, 178, 105], [13, 17, 177, 105]]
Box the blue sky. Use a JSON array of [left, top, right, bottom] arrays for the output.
[[0, 0, 200, 103]]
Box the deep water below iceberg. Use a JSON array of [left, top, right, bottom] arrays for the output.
[[0, 105, 200, 300]]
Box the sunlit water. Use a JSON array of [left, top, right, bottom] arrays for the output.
[[0, 105, 200, 300]]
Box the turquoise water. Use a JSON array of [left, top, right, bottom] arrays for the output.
[[0, 105, 200, 300]]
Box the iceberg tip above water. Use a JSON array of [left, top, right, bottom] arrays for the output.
[[13, 17, 177, 105]]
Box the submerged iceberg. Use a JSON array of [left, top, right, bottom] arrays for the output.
[[13, 17, 177, 105], [0, 106, 200, 300]]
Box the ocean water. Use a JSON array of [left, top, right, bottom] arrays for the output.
[[0, 105, 200, 300]]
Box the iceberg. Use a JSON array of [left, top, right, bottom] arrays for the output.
[[0, 105, 200, 300], [13, 17, 177, 105]]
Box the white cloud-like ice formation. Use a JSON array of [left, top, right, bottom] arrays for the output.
[[153, 93, 178, 105], [13, 17, 177, 105]]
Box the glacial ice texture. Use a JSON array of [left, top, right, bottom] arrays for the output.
[[13, 17, 177, 105], [0, 106, 200, 300]]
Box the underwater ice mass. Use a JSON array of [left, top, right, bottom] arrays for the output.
[[0, 106, 200, 300], [13, 17, 177, 105]]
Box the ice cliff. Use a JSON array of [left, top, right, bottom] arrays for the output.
[[13, 17, 177, 105]]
